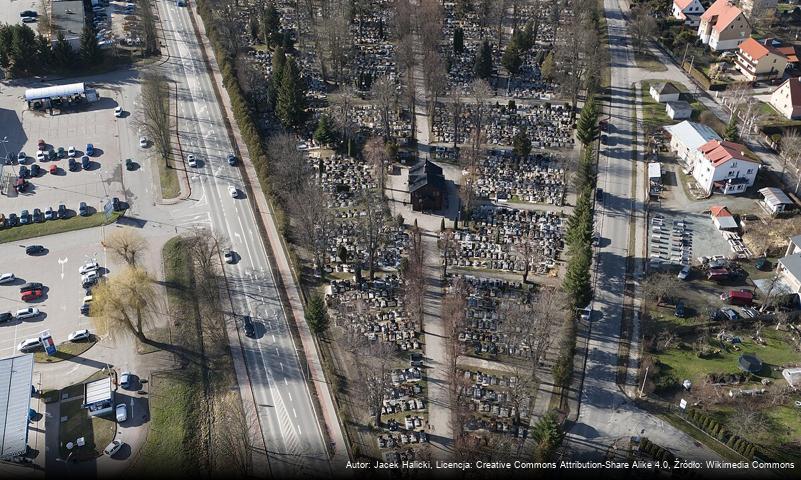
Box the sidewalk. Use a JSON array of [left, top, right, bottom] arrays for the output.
[[187, 2, 349, 471]]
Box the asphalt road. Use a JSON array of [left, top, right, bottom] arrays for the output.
[[157, 2, 329, 476], [565, 0, 718, 461]]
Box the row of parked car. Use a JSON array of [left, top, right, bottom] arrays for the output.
[[0, 198, 125, 228]]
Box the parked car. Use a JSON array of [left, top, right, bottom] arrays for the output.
[[37, 139, 46, 150], [674, 301, 686, 318], [25, 245, 44, 255], [139, 136, 148, 148], [79, 262, 100, 275], [15, 307, 40, 320], [187, 154, 197, 167], [595, 188, 603, 201], [47, 149, 56, 160], [57, 204, 67, 219], [125, 158, 135, 170], [35, 150, 45, 162], [14, 178, 27, 193], [677, 265, 691, 280], [49, 164, 58, 175], [21, 289, 42, 301], [44, 207, 55, 220], [57, 146, 66, 158], [79, 202, 89, 217], [20, 282, 43, 293], [18, 165, 30, 178], [119, 371, 132, 389], [227, 154, 237, 166], [17, 338, 40, 352], [68, 146, 76, 157], [68, 329, 91, 342], [30, 164, 41, 176], [20, 10, 38, 17], [68, 158, 78, 171], [115, 403, 127, 422], [243, 316, 256, 338], [86, 144, 94, 156], [19, 210, 30, 225], [8, 213, 19, 226], [32, 208, 43, 223], [721, 308, 740, 321], [112, 197, 122, 211], [114, 106, 123, 117], [81, 155, 90, 169], [720, 289, 753, 306], [741, 307, 758, 318], [103, 440, 124, 456], [18, 151, 26, 162], [0, 311, 12, 323], [0, 273, 15, 284], [81, 271, 99, 286]]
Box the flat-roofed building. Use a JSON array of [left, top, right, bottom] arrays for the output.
[[0, 355, 34, 460]]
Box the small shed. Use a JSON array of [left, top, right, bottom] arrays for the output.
[[758, 187, 793, 215], [650, 82, 681, 103], [782, 367, 801, 388], [82, 377, 113, 416], [710, 206, 738, 230], [738, 354, 763, 374], [666, 101, 692, 120]]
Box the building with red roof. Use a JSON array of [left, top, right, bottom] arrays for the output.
[[697, 0, 751, 51], [735, 37, 788, 82], [672, 0, 705, 27], [770, 77, 801, 120], [692, 140, 760, 195]]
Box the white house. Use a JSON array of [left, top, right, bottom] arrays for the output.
[[769, 77, 801, 120], [666, 101, 692, 120], [693, 140, 759, 195], [664, 120, 721, 167], [777, 252, 801, 295], [710, 205, 739, 230], [697, 0, 751, 51], [782, 367, 801, 388], [673, 0, 706, 26], [650, 82, 681, 103]]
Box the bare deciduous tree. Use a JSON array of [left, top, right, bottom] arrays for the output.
[[371, 75, 398, 141], [266, 132, 311, 204], [364, 137, 389, 193], [358, 186, 388, 279], [212, 391, 252, 477], [642, 272, 681, 305], [104, 228, 148, 266], [140, 72, 172, 163], [357, 341, 396, 427]]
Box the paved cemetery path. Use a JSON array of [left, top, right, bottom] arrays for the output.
[[421, 233, 455, 458]]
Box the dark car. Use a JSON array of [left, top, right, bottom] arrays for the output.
[[125, 158, 135, 170], [32, 208, 43, 223], [674, 301, 686, 318], [80, 302, 91, 316], [708, 308, 720, 321], [20, 282, 43, 293], [14, 178, 27, 193], [243, 316, 256, 338], [68, 158, 78, 171], [25, 245, 44, 255], [81, 155, 90, 170], [57, 204, 67, 219], [595, 188, 603, 201], [7, 213, 19, 227], [224, 250, 236, 264], [47, 149, 56, 160], [44, 207, 55, 220], [112, 197, 122, 211], [18, 165, 30, 179], [19, 210, 30, 225], [20, 10, 37, 17], [57, 147, 66, 158], [227, 154, 237, 166], [0, 312, 12, 323], [30, 164, 41, 176], [86, 144, 94, 156], [79, 202, 89, 217]]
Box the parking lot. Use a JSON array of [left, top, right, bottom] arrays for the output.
[[0, 0, 39, 28], [0, 228, 108, 358], [0, 90, 129, 216]]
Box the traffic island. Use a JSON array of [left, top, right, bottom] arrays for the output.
[[0, 212, 122, 244]]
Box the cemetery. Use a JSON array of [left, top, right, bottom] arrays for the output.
[[458, 368, 533, 440], [473, 149, 566, 205]]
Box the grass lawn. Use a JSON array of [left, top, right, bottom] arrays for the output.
[[640, 80, 686, 135], [157, 155, 181, 200], [136, 326, 171, 354], [138, 372, 201, 475], [34, 338, 98, 363], [656, 328, 799, 385], [635, 51, 667, 73], [58, 380, 116, 460], [0, 212, 121, 244], [756, 100, 801, 128]]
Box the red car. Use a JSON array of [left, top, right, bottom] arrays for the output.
[[49, 164, 58, 175], [21, 289, 43, 301]]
